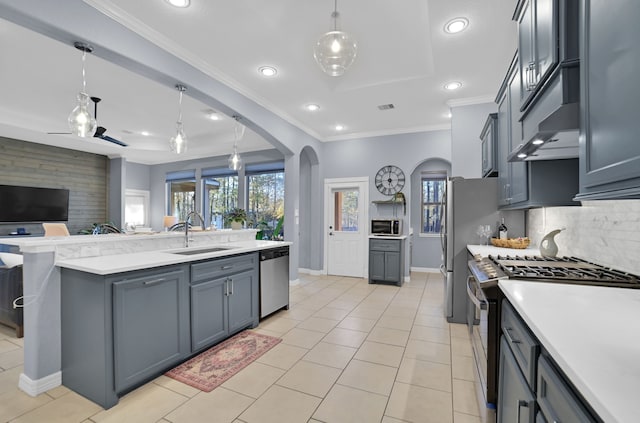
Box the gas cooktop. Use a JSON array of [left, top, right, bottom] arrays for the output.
[[469, 254, 640, 288]]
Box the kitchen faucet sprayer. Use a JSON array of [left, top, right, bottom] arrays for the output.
[[185, 211, 206, 247]]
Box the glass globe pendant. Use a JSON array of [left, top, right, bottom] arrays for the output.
[[169, 85, 188, 154], [313, 1, 357, 77], [228, 115, 245, 171], [68, 43, 97, 137], [68, 92, 97, 137], [169, 121, 187, 154]]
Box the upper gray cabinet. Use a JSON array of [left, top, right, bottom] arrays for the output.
[[517, 0, 558, 109], [510, 0, 580, 160], [576, 0, 640, 200], [481, 113, 498, 177]]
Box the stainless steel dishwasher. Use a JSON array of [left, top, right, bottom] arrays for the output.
[[259, 246, 290, 318]]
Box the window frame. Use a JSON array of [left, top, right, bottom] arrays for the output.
[[420, 172, 446, 237], [124, 189, 150, 228]]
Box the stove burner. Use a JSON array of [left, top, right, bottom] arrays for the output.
[[486, 255, 640, 288]]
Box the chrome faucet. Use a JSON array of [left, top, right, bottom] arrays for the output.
[[185, 211, 206, 247]]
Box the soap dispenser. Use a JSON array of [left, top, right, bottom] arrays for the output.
[[540, 229, 564, 257]]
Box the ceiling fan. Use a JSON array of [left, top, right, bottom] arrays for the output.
[[48, 96, 128, 147]]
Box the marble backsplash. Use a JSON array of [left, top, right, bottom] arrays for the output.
[[527, 200, 640, 275]]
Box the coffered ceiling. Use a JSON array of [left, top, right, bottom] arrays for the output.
[[0, 0, 516, 164]]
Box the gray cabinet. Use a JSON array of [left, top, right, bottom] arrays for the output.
[[516, 0, 558, 109], [537, 354, 596, 423], [369, 238, 404, 286], [190, 253, 259, 352], [61, 264, 189, 409], [498, 299, 599, 422], [576, 0, 640, 200], [498, 337, 536, 423], [481, 113, 498, 177], [497, 55, 528, 207], [113, 268, 190, 393]]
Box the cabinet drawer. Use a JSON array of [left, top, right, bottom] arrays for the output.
[[537, 354, 597, 423], [501, 300, 539, 390], [191, 253, 257, 284], [369, 239, 401, 252]]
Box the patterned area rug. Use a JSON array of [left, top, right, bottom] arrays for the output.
[[165, 330, 281, 392]]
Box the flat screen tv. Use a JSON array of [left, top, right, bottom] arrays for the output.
[[0, 184, 69, 222]]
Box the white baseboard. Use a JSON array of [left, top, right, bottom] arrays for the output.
[[19, 371, 61, 397], [298, 268, 324, 276], [289, 278, 300, 286], [410, 266, 440, 273]]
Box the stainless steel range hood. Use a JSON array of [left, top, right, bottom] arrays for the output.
[[508, 102, 579, 162]]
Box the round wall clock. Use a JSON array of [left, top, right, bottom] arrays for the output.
[[375, 165, 405, 196]]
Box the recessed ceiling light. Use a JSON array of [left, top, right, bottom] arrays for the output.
[[166, 0, 190, 7], [208, 112, 221, 121], [258, 66, 277, 77], [444, 81, 462, 90], [335, 124, 345, 131], [305, 104, 320, 112], [444, 18, 469, 34], [141, 131, 150, 136], [532, 139, 544, 145]]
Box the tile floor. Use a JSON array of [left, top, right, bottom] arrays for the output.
[[0, 272, 481, 423]]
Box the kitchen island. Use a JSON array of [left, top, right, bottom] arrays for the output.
[[500, 280, 640, 422], [0, 230, 291, 405]]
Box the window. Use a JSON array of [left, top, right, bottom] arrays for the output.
[[166, 170, 196, 222], [333, 189, 359, 231], [124, 189, 149, 228], [421, 173, 446, 234], [246, 162, 285, 237], [202, 171, 238, 229]]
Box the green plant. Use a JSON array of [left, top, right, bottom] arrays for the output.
[[226, 208, 247, 223]]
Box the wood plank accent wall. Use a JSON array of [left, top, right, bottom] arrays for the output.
[[0, 137, 107, 235]]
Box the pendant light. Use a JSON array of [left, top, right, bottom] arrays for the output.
[[68, 42, 97, 137], [228, 115, 245, 171], [313, 0, 357, 77], [169, 84, 188, 154]]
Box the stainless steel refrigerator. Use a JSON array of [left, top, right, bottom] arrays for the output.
[[440, 177, 524, 323]]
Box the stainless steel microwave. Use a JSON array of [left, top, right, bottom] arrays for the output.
[[371, 219, 402, 236]]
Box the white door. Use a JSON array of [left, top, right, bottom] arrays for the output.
[[324, 178, 368, 278]]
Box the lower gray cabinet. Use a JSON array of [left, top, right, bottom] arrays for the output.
[[190, 253, 259, 352], [369, 238, 404, 285], [113, 268, 190, 393], [61, 264, 189, 409], [498, 337, 536, 423]]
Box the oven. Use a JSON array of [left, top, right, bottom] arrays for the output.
[[467, 254, 640, 423]]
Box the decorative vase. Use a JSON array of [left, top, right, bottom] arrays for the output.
[[540, 229, 563, 257], [231, 221, 242, 230]]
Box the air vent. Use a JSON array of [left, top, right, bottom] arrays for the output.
[[377, 103, 395, 110]]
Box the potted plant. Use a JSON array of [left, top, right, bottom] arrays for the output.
[[226, 208, 247, 230]]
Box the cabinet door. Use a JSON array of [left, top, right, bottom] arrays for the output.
[[578, 0, 640, 199], [518, 0, 535, 106], [508, 66, 529, 205], [497, 92, 511, 206], [534, 0, 557, 85], [113, 267, 189, 393], [191, 278, 228, 351], [384, 251, 401, 282], [227, 270, 258, 334], [369, 250, 386, 281], [481, 136, 490, 177], [497, 338, 535, 423]]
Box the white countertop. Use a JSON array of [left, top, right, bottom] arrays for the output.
[[57, 240, 291, 275], [467, 244, 540, 257], [500, 280, 640, 423]]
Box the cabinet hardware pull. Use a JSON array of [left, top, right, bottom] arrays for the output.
[[143, 278, 165, 286], [224, 279, 229, 296], [504, 327, 522, 344], [221, 265, 233, 270], [516, 399, 529, 421], [230, 279, 234, 295]]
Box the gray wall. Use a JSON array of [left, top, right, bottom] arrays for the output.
[[451, 102, 497, 178], [410, 158, 451, 269], [322, 130, 451, 274], [0, 137, 107, 235]]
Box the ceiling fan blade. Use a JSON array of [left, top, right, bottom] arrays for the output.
[[97, 134, 128, 147]]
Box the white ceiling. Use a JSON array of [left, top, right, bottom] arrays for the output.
[[0, 0, 517, 165]]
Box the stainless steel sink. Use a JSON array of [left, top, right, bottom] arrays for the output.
[[170, 247, 234, 255]]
